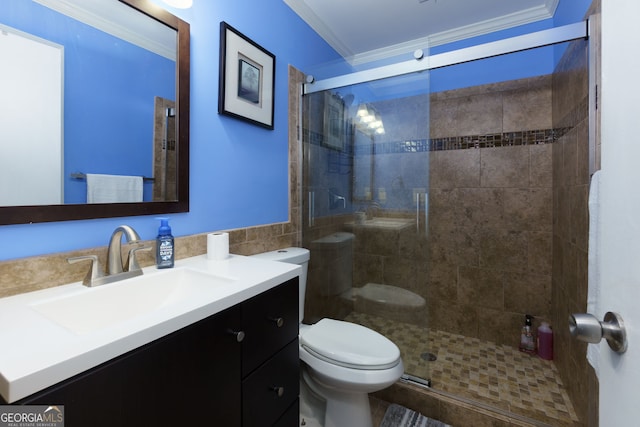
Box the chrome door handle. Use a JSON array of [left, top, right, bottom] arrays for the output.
[[569, 312, 627, 353]]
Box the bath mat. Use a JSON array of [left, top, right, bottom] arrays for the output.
[[379, 403, 451, 427]]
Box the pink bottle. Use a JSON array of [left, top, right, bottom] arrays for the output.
[[537, 322, 553, 360]]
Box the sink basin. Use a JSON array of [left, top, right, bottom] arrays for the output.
[[30, 268, 235, 335]]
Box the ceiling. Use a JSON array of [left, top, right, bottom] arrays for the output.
[[284, 0, 559, 65]]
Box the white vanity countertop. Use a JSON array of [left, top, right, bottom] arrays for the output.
[[0, 254, 301, 403]]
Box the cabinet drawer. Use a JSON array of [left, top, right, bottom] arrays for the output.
[[242, 278, 298, 375], [242, 339, 299, 427]]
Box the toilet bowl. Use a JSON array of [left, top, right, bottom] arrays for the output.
[[251, 247, 404, 427]]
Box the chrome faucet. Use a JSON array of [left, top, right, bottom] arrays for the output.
[[365, 202, 380, 219], [68, 225, 151, 287], [107, 225, 142, 275]]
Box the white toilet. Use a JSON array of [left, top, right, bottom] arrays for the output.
[[252, 247, 404, 427]]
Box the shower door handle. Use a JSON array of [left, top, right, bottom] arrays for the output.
[[416, 193, 420, 232], [308, 191, 315, 227], [423, 192, 428, 236], [415, 192, 428, 234]]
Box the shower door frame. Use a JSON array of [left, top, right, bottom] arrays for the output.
[[300, 18, 592, 389], [303, 21, 588, 95]]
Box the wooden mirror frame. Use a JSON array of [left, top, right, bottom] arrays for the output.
[[0, 0, 190, 225]]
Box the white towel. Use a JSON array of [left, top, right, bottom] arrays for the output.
[[587, 170, 602, 379], [86, 173, 143, 203]]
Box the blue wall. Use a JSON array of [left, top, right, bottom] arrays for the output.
[[554, 0, 592, 26], [0, 0, 591, 261], [429, 20, 556, 94], [0, 0, 342, 260]]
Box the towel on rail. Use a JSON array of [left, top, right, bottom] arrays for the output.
[[86, 173, 143, 203]]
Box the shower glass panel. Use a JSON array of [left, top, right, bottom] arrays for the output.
[[301, 71, 432, 384], [300, 23, 588, 423]]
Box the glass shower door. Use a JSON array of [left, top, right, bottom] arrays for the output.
[[301, 72, 432, 384]]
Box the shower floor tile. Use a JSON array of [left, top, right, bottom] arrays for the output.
[[345, 311, 579, 426]]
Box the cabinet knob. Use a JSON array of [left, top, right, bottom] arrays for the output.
[[269, 317, 285, 328], [228, 329, 245, 343], [271, 386, 284, 397]]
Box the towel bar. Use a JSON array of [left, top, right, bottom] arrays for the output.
[[70, 172, 154, 182]]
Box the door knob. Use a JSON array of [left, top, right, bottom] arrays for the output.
[[569, 311, 627, 353]]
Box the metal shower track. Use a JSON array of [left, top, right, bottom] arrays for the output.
[[303, 20, 589, 95]]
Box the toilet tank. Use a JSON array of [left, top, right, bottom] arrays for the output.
[[250, 247, 309, 324], [310, 232, 354, 297]]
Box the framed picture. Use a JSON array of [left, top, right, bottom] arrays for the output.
[[218, 22, 275, 129], [323, 92, 346, 150]]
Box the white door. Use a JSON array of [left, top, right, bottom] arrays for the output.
[[598, 0, 640, 424], [0, 26, 63, 206]]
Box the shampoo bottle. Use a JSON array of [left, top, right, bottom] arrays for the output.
[[156, 218, 174, 269], [519, 314, 536, 354], [537, 322, 553, 360]]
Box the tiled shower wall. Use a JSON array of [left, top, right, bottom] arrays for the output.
[[551, 2, 600, 425], [301, 76, 557, 346], [426, 76, 554, 347]]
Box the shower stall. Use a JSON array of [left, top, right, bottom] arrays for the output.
[[299, 18, 595, 427]]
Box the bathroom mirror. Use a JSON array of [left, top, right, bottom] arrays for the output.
[[0, 0, 190, 224]]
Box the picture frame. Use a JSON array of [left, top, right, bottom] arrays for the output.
[[323, 92, 346, 150], [218, 22, 275, 129]]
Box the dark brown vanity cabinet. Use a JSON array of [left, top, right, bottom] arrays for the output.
[[8, 278, 299, 427], [241, 278, 300, 427]]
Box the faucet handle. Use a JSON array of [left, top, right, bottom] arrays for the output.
[[124, 244, 153, 272], [67, 255, 105, 287]]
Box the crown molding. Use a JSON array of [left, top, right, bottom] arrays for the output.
[[287, 0, 562, 67], [545, 0, 560, 17], [33, 0, 175, 60], [283, 0, 355, 58]]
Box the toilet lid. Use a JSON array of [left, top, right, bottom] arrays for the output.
[[300, 318, 400, 370]]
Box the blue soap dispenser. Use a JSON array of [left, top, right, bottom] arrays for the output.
[[156, 218, 174, 269]]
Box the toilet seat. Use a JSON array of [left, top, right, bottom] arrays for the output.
[[300, 318, 400, 370]]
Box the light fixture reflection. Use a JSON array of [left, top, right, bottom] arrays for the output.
[[355, 104, 384, 135], [162, 0, 193, 8], [356, 104, 369, 117]]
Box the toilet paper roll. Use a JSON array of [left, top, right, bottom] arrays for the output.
[[207, 232, 229, 260]]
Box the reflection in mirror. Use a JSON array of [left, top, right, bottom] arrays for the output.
[[152, 97, 177, 201], [0, 0, 190, 224]]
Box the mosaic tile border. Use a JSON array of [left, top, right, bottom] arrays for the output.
[[305, 127, 570, 156], [429, 128, 568, 152]]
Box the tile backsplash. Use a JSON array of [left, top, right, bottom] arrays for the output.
[[0, 223, 298, 298]]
